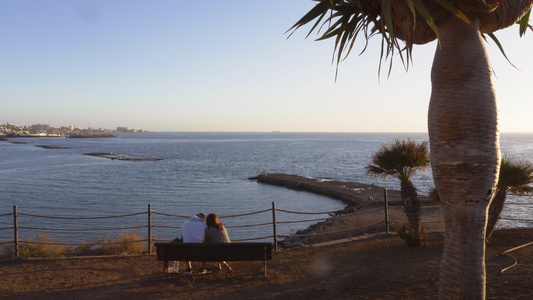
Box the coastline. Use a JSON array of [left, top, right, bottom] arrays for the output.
[[251, 173, 435, 248], [252, 173, 431, 207]]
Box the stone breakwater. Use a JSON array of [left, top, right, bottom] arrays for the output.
[[253, 173, 404, 207]]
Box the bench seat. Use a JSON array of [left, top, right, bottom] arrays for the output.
[[154, 242, 273, 276]]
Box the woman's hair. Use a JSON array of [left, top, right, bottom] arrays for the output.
[[206, 213, 224, 232]]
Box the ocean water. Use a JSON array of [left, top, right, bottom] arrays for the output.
[[1, 132, 532, 243]]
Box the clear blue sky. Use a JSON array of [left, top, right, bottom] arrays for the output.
[[1, 0, 532, 132]]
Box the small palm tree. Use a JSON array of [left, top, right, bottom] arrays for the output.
[[486, 155, 533, 241], [366, 139, 429, 247]]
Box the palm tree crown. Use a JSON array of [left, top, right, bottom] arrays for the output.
[[366, 139, 430, 181], [289, 1, 532, 72]]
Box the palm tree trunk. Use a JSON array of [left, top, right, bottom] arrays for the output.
[[400, 179, 421, 247], [486, 189, 507, 241], [428, 15, 501, 300]]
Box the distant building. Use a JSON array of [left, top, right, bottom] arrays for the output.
[[31, 124, 50, 132]]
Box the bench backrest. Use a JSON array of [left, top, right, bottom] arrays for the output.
[[154, 242, 273, 262]]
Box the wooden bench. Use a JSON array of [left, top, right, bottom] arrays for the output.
[[154, 242, 273, 276]]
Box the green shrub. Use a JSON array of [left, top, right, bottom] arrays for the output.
[[397, 225, 427, 247]]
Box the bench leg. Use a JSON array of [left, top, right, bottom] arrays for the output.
[[264, 260, 267, 276], [160, 261, 169, 278]]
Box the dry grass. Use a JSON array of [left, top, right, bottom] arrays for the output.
[[95, 230, 148, 255], [299, 205, 444, 245], [18, 234, 68, 258], [0, 230, 148, 258]]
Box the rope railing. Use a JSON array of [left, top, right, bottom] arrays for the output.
[[18, 238, 149, 246], [9, 187, 526, 258], [151, 211, 191, 218], [219, 209, 272, 218], [275, 208, 340, 215], [2, 202, 390, 256], [233, 235, 273, 242], [18, 211, 146, 219], [275, 199, 381, 216], [151, 225, 181, 229], [226, 222, 273, 229], [276, 217, 329, 225], [18, 225, 147, 231], [0, 189, 407, 255]]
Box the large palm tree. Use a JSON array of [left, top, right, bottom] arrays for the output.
[[366, 139, 430, 247], [486, 155, 533, 240], [290, 1, 532, 299]]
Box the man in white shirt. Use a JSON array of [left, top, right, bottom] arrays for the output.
[[181, 213, 212, 274]]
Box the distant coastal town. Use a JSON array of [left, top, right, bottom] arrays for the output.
[[0, 122, 146, 139]]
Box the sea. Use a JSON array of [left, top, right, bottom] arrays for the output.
[[1, 132, 532, 243]]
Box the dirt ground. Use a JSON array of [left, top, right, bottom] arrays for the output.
[[1, 228, 533, 300]]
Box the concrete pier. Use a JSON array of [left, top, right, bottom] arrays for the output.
[[254, 173, 408, 206]]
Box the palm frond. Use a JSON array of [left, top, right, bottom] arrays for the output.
[[433, 0, 473, 28], [484, 32, 517, 69], [519, 8, 532, 37], [498, 155, 533, 195], [287, 0, 471, 75], [288, 1, 532, 76]]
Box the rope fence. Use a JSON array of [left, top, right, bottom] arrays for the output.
[[1, 189, 532, 258], [17, 239, 149, 247], [18, 211, 146, 219], [18, 225, 147, 231]]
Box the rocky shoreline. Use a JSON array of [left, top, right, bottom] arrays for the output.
[[251, 173, 432, 248]]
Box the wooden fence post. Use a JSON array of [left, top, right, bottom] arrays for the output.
[[384, 189, 389, 234], [13, 205, 18, 257], [148, 204, 152, 255], [272, 202, 278, 252]]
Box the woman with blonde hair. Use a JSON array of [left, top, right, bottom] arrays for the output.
[[205, 213, 233, 272]]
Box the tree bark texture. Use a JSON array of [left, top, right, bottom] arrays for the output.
[[486, 189, 507, 240], [401, 179, 421, 247], [428, 15, 501, 300]]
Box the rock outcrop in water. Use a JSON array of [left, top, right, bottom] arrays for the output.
[[35, 145, 72, 149], [68, 133, 116, 138], [84, 152, 162, 161]]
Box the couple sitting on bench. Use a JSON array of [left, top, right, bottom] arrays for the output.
[[180, 213, 233, 274]]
